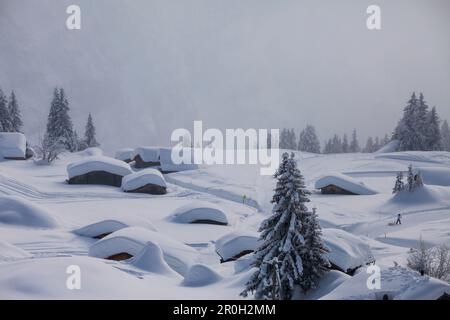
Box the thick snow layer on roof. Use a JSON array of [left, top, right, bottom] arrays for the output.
[[182, 264, 223, 287], [315, 173, 377, 195], [0, 241, 31, 261], [130, 242, 180, 277], [115, 148, 135, 161], [417, 167, 450, 187], [74, 218, 156, 238], [0, 195, 57, 228], [322, 228, 374, 272], [215, 231, 260, 261], [170, 202, 228, 225], [374, 140, 399, 154], [160, 147, 199, 172], [67, 156, 133, 178], [321, 266, 450, 300], [89, 227, 198, 275], [135, 147, 160, 162], [121, 169, 167, 191], [293, 270, 350, 300], [0, 132, 26, 159]]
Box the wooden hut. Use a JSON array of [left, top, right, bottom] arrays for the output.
[[133, 147, 161, 168]]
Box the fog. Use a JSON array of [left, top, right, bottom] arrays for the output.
[[1, 0, 449, 153]]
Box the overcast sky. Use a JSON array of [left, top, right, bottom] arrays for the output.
[[1, 0, 449, 153]]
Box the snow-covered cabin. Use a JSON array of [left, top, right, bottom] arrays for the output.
[[315, 173, 377, 195], [159, 147, 199, 173], [215, 231, 260, 262], [67, 156, 133, 187], [322, 228, 375, 275], [121, 169, 167, 195], [73, 218, 156, 239], [133, 147, 161, 168], [114, 148, 135, 163], [170, 203, 228, 226], [0, 132, 27, 160]]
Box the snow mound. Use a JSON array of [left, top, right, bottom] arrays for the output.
[[121, 169, 167, 191], [417, 167, 450, 186], [388, 185, 450, 207], [375, 151, 450, 164], [0, 241, 31, 261], [215, 231, 260, 262], [134, 147, 160, 162], [74, 218, 156, 239], [0, 132, 26, 159], [89, 227, 198, 275], [160, 147, 199, 172], [130, 242, 180, 277], [170, 203, 228, 225], [0, 195, 57, 228], [321, 266, 450, 300], [315, 173, 377, 195], [374, 140, 399, 154], [67, 156, 133, 179], [77, 147, 103, 157], [294, 270, 350, 300], [182, 264, 223, 287], [322, 228, 374, 273], [234, 255, 255, 274], [115, 148, 135, 161]]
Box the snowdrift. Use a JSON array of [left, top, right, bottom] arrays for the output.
[[74, 218, 156, 239], [67, 156, 133, 179], [321, 266, 450, 300], [0, 195, 57, 228], [121, 169, 167, 195], [89, 227, 198, 275], [115, 148, 135, 162], [385, 185, 450, 211], [159, 147, 199, 173], [215, 231, 260, 262], [182, 264, 223, 287], [417, 167, 450, 187], [170, 203, 228, 225], [0, 241, 31, 261], [130, 242, 180, 277], [322, 228, 375, 274], [294, 270, 350, 300], [374, 140, 399, 154], [315, 173, 377, 195], [77, 147, 103, 157], [0, 132, 26, 159]]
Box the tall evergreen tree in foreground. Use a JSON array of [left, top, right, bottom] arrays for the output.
[[241, 153, 329, 300], [0, 88, 11, 132], [8, 91, 23, 132], [83, 113, 99, 148]]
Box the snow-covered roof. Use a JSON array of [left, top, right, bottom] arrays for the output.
[[88, 227, 198, 275], [0, 132, 26, 159], [315, 173, 377, 195], [170, 202, 228, 225], [129, 242, 180, 277], [321, 266, 450, 300], [135, 147, 160, 162], [160, 147, 199, 172], [322, 228, 374, 272], [0, 241, 31, 261], [0, 195, 57, 228], [121, 169, 167, 191], [115, 148, 135, 161], [67, 156, 133, 179], [215, 231, 260, 261], [182, 264, 223, 287], [74, 218, 156, 238]]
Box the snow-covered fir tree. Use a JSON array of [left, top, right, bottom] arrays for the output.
[[241, 152, 329, 300], [298, 125, 320, 153], [83, 113, 99, 148], [7, 91, 23, 132], [425, 106, 441, 151], [342, 134, 349, 153], [392, 172, 405, 194], [363, 137, 374, 153], [406, 164, 423, 192], [441, 120, 450, 151], [349, 129, 360, 153], [0, 88, 11, 132], [331, 134, 342, 153]]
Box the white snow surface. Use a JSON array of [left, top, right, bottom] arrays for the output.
[[67, 156, 133, 178], [215, 231, 260, 261], [374, 140, 399, 154], [417, 166, 450, 187], [322, 228, 375, 272], [159, 147, 199, 172], [170, 202, 228, 225], [134, 147, 160, 162], [89, 227, 199, 275], [0, 195, 57, 228], [182, 264, 223, 287], [315, 173, 378, 195], [115, 148, 135, 161], [74, 217, 156, 238], [0, 132, 26, 159], [0, 241, 31, 261], [129, 241, 180, 277], [121, 169, 166, 191]]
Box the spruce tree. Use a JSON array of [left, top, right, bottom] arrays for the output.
[[8, 91, 23, 132], [298, 125, 320, 153], [84, 113, 99, 148], [349, 129, 360, 153], [364, 137, 374, 153], [0, 88, 11, 132], [441, 120, 450, 151], [393, 172, 405, 194], [342, 134, 349, 153], [425, 107, 441, 151], [241, 152, 328, 300]]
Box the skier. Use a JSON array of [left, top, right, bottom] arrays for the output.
[[395, 213, 402, 225]]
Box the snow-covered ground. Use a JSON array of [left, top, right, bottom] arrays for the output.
[[1, 149, 449, 299]]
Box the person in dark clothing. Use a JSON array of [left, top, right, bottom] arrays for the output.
[[395, 213, 402, 225]]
